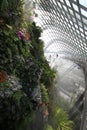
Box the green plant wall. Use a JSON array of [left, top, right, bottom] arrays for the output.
[[0, 0, 56, 130]]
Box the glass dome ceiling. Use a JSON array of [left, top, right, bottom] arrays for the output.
[[33, 0, 87, 63], [32, 1, 87, 129]]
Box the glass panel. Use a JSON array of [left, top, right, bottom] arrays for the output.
[[76, 29, 78, 33], [79, 0, 87, 8], [60, 0, 64, 3], [81, 33, 84, 37], [85, 31, 87, 35], [72, 17, 76, 22], [72, 26, 75, 31], [75, 13, 80, 20], [81, 9, 87, 17], [84, 25, 87, 31], [78, 21, 82, 27], [65, 17, 68, 22], [68, 23, 71, 28], [70, 20, 73, 25], [66, 0, 71, 7], [83, 18, 87, 24], [61, 15, 64, 20], [58, 2, 62, 8], [63, 5, 67, 12], [69, 9, 74, 16], [72, 4, 79, 12], [79, 27, 83, 32], [52, 0, 56, 5], [67, 14, 71, 19]]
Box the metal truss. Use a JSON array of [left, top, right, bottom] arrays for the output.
[[33, 1, 87, 129], [33, 0, 87, 63]]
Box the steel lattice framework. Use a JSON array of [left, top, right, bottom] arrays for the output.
[[33, 0, 87, 63], [32, 0, 87, 130]]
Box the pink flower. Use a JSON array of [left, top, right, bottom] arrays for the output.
[[17, 30, 25, 40], [17, 30, 30, 41]]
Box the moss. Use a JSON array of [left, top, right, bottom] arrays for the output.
[[0, 81, 10, 91], [12, 90, 24, 104]]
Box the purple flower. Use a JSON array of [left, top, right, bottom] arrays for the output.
[[17, 30, 25, 40]]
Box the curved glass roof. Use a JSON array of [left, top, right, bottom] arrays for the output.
[[32, 1, 87, 129], [33, 0, 87, 63]]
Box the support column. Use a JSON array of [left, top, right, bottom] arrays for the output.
[[80, 63, 87, 130]]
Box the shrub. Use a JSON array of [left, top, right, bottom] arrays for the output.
[[44, 124, 53, 130], [54, 108, 73, 130], [41, 84, 49, 104]]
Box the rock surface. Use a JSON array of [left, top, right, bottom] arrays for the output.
[[0, 75, 22, 97]]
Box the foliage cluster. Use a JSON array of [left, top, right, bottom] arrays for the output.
[[0, 0, 56, 130], [54, 108, 73, 130], [47, 78, 74, 130], [28, 22, 56, 87], [40, 84, 49, 104], [48, 105, 74, 130], [0, 0, 24, 26], [44, 123, 53, 130], [0, 81, 10, 89], [0, 92, 33, 130], [0, 26, 30, 74]]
